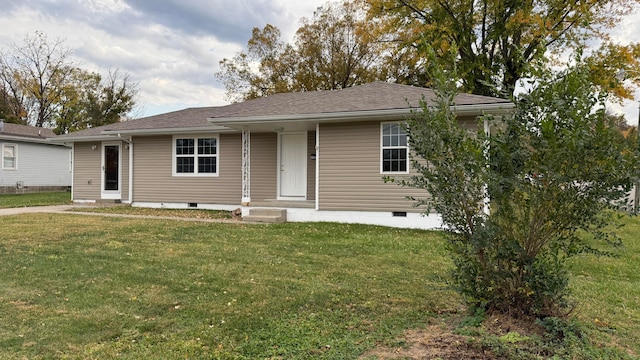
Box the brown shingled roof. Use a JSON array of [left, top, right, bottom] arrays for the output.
[[209, 81, 510, 119], [0, 121, 57, 139], [55, 82, 512, 140]]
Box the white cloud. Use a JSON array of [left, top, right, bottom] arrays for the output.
[[1, 0, 638, 122], [0, 0, 327, 117]]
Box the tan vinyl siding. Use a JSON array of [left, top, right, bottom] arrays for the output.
[[72, 142, 101, 200], [250, 133, 277, 200], [318, 121, 427, 212], [120, 144, 130, 201], [458, 116, 480, 132], [132, 134, 242, 204]]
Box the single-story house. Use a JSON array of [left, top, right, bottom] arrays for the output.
[[52, 82, 513, 229], [0, 120, 71, 194]]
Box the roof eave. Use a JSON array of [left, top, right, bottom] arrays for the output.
[[0, 134, 60, 144], [101, 125, 236, 136], [208, 108, 416, 126], [208, 102, 515, 126], [50, 126, 237, 142], [454, 102, 515, 116], [48, 135, 118, 143]]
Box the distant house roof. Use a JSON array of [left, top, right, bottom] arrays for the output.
[[54, 82, 514, 141], [0, 120, 59, 144]]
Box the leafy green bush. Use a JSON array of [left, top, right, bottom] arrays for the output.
[[395, 52, 640, 317]]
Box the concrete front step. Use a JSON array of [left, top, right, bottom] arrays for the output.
[[95, 199, 123, 204], [243, 208, 287, 223]]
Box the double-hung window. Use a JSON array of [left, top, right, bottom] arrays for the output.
[[173, 136, 218, 176], [2, 144, 16, 170], [381, 122, 408, 173]]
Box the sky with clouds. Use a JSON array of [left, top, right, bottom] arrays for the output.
[[0, 0, 639, 124]]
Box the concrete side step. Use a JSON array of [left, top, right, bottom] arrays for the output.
[[244, 208, 287, 223]]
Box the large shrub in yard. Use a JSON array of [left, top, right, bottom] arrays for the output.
[[395, 59, 640, 317]]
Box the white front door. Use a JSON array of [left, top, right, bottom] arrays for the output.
[[101, 143, 121, 200], [279, 133, 307, 199]]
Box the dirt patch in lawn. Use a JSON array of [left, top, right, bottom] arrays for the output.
[[361, 313, 546, 360], [361, 324, 494, 360]]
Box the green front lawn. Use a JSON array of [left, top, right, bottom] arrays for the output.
[[0, 214, 452, 359], [0, 191, 70, 208], [0, 213, 638, 359]]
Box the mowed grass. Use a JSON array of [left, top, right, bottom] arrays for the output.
[[0, 191, 71, 208], [568, 215, 640, 356], [1, 212, 639, 359], [0, 214, 453, 359]]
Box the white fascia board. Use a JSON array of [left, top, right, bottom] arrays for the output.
[[454, 102, 515, 116], [208, 102, 514, 126], [47, 135, 119, 143], [101, 126, 236, 136], [209, 108, 413, 126], [0, 135, 53, 144], [48, 126, 237, 143]]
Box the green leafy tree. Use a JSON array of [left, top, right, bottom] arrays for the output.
[[216, 24, 298, 102], [293, 0, 386, 91], [0, 32, 138, 132], [54, 67, 99, 134], [0, 31, 75, 127], [397, 54, 640, 317], [216, 1, 389, 102], [0, 87, 25, 124], [54, 67, 137, 134], [366, 0, 640, 99]]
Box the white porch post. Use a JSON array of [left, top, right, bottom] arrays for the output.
[[315, 123, 319, 211], [241, 126, 251, 205], [483, 118, 490, 215]]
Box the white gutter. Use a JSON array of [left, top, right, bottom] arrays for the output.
[[102, 125, 235, 136], [48, 135, 119, 143], [2, 135, 66, 145], [48, 126, 235, 143], [208, 102, 515, 125], [117, 133, 131, 143], [455, 102, 515, 116]]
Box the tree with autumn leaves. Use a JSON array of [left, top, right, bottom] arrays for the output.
[[366, 0, 640, 97], [0, 32, 138, 133], [216, 1, 391, 102], [218, 0, 640, 105]]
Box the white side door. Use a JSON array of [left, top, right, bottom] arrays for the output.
[[279, 133, 307, 199]]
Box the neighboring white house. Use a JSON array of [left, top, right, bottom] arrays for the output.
[[0, 120, 71, 194]]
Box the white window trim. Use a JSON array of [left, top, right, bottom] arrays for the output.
[[2, 143, 17, 170], [172, 134, 220, 177], [380, 122, 409, 174]]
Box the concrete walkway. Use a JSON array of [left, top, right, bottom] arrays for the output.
[[0, 205, 243, 224], [0, 205, 78, 216]]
